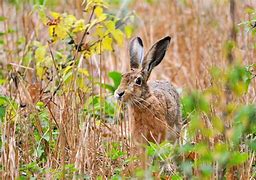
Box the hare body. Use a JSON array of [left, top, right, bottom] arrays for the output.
[[149, 80, 181, 141], [129, 80, 181, 144], [115, 36, 181, 145]]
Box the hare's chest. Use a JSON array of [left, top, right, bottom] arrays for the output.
[[129, 100, 168, 144]]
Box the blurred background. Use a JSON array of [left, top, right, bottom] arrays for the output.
[[1, 0, 256, 88]]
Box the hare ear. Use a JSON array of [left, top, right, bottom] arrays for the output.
[[142, 36, 171, 80], [129, 37, 144, 69]]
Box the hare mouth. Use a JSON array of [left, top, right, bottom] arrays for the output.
[[115, 95, 127, 102], [114, 91, 124, 101], [114, 92, 130, 102], [115, 95, 123, 101]]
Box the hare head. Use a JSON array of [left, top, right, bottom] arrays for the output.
[[115, 36, 171, 102]]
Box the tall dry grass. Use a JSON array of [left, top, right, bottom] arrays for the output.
[[0, 0, 255, 179]]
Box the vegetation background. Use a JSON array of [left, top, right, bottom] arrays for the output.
[[0, 0, 255, 179]]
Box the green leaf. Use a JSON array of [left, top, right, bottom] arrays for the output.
[[7, 29, 15, 34], [0, 78, 6, 85], [213, 143, 230, 165], [228, 152, 248, 166], [188, 113, 201, 136], [182, 91, 210, 115], [171, 175, 183, 180], [178, 143, 194, 154], [146, 142, 157, 157], [107, 142, 125, 160], [0, 95, 9, 106], [38, 0, 46, 5], [227, 65, 252, 96], [101, 83, 115, 93], [108, 71, 122, 89], [0, 106, 6, 121], [36, 101, 45, 108]]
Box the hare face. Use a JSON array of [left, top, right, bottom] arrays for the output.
[[115, 36, 171, 103], [115, 69, 146, 102]]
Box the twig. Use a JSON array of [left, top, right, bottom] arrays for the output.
[[72, 5, 96, 61], [48, 41, 61, 81], [8, 63, 34, 70]]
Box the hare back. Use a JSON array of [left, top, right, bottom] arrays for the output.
[[148, 80, 182, 140]]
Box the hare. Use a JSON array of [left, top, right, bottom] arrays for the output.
[[115, 36, 181, 145]]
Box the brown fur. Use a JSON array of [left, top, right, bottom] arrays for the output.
[[115, 36, 181, 145]]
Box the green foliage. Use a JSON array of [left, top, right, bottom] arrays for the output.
[[84, 95, 116, 121], [0, 96, 8, 121], [102, 71, 122, 93], [54, 164, 78, 179], [227, 65, 252, 95], [182, 91, 210, 115], [106, 141, 125, 160], [233, 105, 256, 149], [147, 141, 174, 161], [175, 63, 255, 178], [234, 105, 256, 131], [19, 162, 44, 179], [0, 95, 18, 119]]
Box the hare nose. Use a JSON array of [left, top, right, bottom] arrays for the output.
[[117, 91, 125, 97]]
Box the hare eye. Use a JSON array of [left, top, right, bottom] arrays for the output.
[[135, 77, 142, 85]]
